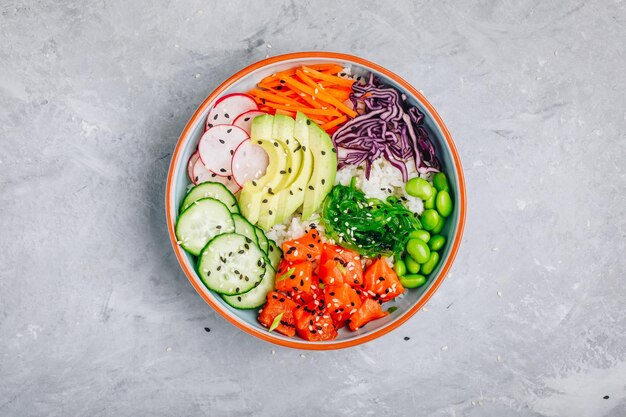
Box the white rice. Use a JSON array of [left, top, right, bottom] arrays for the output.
[[265, 157, 428, 248]]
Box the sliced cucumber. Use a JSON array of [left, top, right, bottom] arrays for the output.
[[175, 198, 235, 256], [180, 182, 239, 213], [267, 239, 282, 270], [232, 214, 259, 246], [254, 226, 269, 254], [222, 263, 275, 309], [197, 233, 267, 295]]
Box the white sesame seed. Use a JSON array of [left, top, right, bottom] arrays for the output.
[[441, 345, 448, 351]]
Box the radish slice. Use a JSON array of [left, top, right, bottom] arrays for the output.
[[187, 151, 200, 183], [233, 110, 266, 135], [231, 140, 269, 187], [192, 158, 240, 193], [206, 93, 258, 130], [198, 125, 248, 177]]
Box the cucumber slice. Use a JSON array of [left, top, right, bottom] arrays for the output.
[[175, 198, 235, 256], [180, 182, 239, 213], [267, 240, 282, 270], [232, 214, 259, 246], [254, 226, 269, 254], [197, 233, 267, 295], [222, 264, 275, 309]]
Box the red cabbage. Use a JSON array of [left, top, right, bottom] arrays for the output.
[[332, 74, 440, 181]]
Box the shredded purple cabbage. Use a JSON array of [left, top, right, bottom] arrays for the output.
[[332, 74, 440, 181]]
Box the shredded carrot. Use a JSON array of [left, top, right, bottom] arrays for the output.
[[281, 75, 356, 118], [249, 89, 302, 106], [293, 71, 357, 118], [320, 115, 347, 131], [259, 69, 298, 85], [249, 64, 358, 133], [275, 109, 296, 117], [261, 101, 342, 117], [301, 66, 355, 87], [307, 63, 344, 74]]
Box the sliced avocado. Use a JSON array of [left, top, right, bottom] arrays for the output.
[[239, 115, 290, 224], [272, 114, 302, 188], [272, 112, 314, 224], [302, 120, 337, 219]]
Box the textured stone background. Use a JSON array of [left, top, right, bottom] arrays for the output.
[[1, 1, 625, 416]]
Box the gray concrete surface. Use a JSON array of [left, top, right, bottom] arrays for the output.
[[1, 1, 625, 416]]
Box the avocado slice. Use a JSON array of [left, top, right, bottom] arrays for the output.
[[239, 115, 290, 224], [302, 120, 337, 219], [272, 112, 314, 224], [272, 114, 303, 188]]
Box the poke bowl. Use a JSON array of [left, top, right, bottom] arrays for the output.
[[166, 52, 466, 350]]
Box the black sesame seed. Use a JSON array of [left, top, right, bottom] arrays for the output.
[[308, 185, 314, 190], [603, 395, 610, 400], [321, 150, 326, 155], [280, 170, 286, 174], [404, 336, 410, 341], [224, 113, 229, 118], [289, 190, 293, 195], [273, 141, 279, 147], [219, 139, 225, 144], [217, 265, 221, 271], [257, 140, 262, 144], [302, 146, 307, 151], [280, 79, 286, 84], [276, 85, 282, 90], [269, 210, 273, 215], [208, 123, 213, 128], [262, 198, 268, 203], [252, 180, 257, 186], [306, 120, 311, 125], [220, 168, 226, 172], [288, 167, 292, 173], [213, 114, 219, 120], [261, 99, 266, 104], [227, 128, 232, 133], [300, 279, 304, 286], [321, 179, 326, 185]]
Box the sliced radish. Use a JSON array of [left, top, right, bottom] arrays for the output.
[[187, 151, 200, 183], [231, 140, 269, 187], [198, 124, 249, 177], [192, 157, 240, 193], [233, 110, 267, 135], [206, 93, 258, 130]]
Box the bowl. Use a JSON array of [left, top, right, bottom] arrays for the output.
[[166, 52, 466, 350]]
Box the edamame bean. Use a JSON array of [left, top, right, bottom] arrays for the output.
[[394, 258, 407, 276], [436, 190, 453, 217], [420, 252, 440, 276], [405, 178, 434, 200], [423, 186, 437, 209], [431, 216, 446, 234], [428, 235, 446, 251], [409, 229, 430, 242], [400, 274, 427, 288], [404, 255, 420, 274], [433, 173, 449, 192], [420, 209, 440, 231], [406, 238, 431, 264]]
